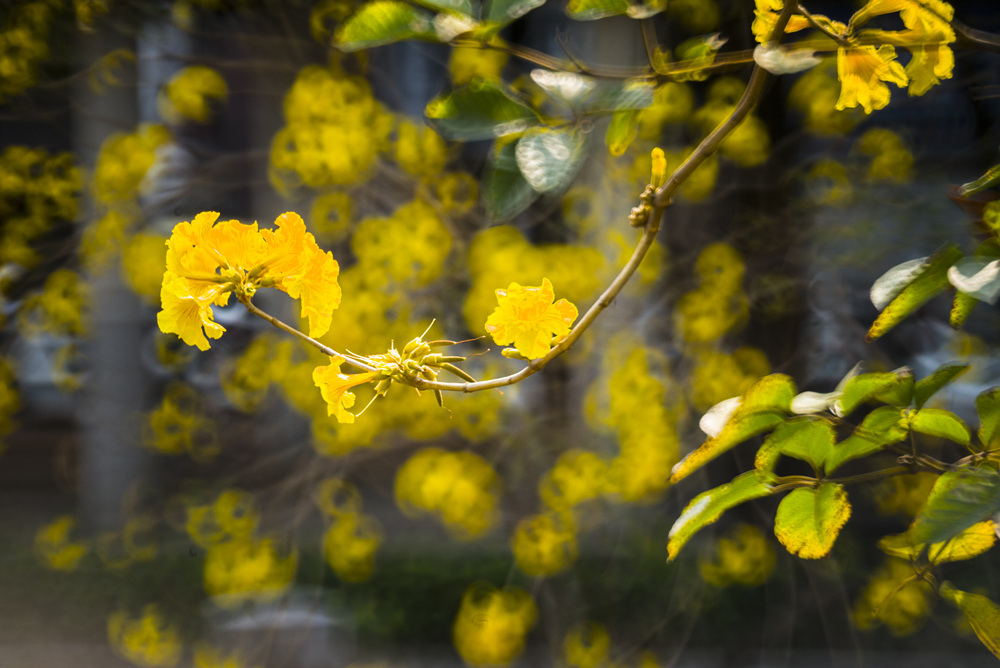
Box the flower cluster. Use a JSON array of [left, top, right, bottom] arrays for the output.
[[270, 63, 393, 191], [0, 146, 81, 269], [34, 515, 89, 571], [157, 211, 341, 351], [0, 2, 52, 102], [754, 0, 956, 114], [144, 383, 218, 460]]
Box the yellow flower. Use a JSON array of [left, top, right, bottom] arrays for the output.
[[453, 584, 537, 667], [312, 356, 379, 424], [484, 278, 578, 360], [751, 0, 812, 44], [835, 45, 908, 114], [852, 1, 955, 96], [34, 515, 89, 571], [204, 536, 297, 607], [157, 273, 226, 351], [158, 211, 341, 349]]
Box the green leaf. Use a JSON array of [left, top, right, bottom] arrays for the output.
[[514, 126, 587, 193], [951, 286, 979, 328], [411, 0, 476, 16], [667, 470, 776, 560], [909, 467, 1000, 545], [672, 374, 796, 483], [581, 79, 656, 114], [565, 0, 630, 20], [773, 483, 851, 559], [914, 362, 969, 409], [909, 408, 971, 446], [867, 244, 964, 341], [959, 161, 1000, 197], [870, 257, 927, 311], [878, 521, 997, 564], [824, 406, 907, 475], [605, 109, 639, 157], [755, 418, 835, 473], [484, 139, 537, 221], [485, 0, 545, 23], [425, 79, 540, 141], [977, 387, 1000, 446], [940, 582, 1000, 660], [335, 1, 435, 51], [836, 368, 913, 417]]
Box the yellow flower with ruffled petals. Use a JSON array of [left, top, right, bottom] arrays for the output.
[[312, 357, 380, 424], [158, 211, 341, 349], [835, 45, 908, 113], [485, 278, 578, 360]]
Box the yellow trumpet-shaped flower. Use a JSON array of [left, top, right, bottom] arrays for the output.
[[835, 45, 908, 114], [312, 357, 380, 424], [157, 211, 341, 349], [484, 278, 578, 360], [751, 0, 812, 44]]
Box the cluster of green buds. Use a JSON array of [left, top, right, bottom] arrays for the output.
[[368, 331, 476, 407]]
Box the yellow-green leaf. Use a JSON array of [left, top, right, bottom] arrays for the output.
[[909, 408, 971, 446], [867, 244, 964, 341], [836, 368, 913, 417], [824, 406, 907, 475], [566, 0, 630, 20], [951, 289, 978, 328], [672, 375, 795, 483], [667, 470, 776, 561], [959, 160, 1000, 197], [425, 79, 540, 141], [754, 417, 835, 473], [335, 1, 435, 51], [878, 521, 997, 564], [914, 361, 969, 409], [940, 582, 1000, 660], [910, 467, 1000, 545], [773, 483, 851, 559], [977, 387, 1000, 447]]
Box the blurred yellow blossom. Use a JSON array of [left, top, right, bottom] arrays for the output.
[[145, 383, 218, 459], [394, 119, 448, 179], [512, 511, 577, 577], [158, 65, 228, 124], [121, 233, 168, 304], [563, 622, 611, 668], [855, 127, 913, 182], [698, 523, 776, 587], [107, 605, 182, 667], [485, 278, 578, 360], [270, 64, 392, 190], [34, 515, 89, 571], [789, 60, 862, 135], [436, 171, 478, 214], [221, 335, 295, 412], [323, 511, 382, 582], [93, 124, 169, 205], [193, 643, 260, 668], [352, 198, 452, 286], [539, 450, 610, 511], [395, 448, 500, 539], [453, 583, 537, 667], [309, 191, 353, 242], [19, 269, 88, 337], [204, 536, 297, 607], [853, 557, 933, 635], [184, 489, 259, 548]]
